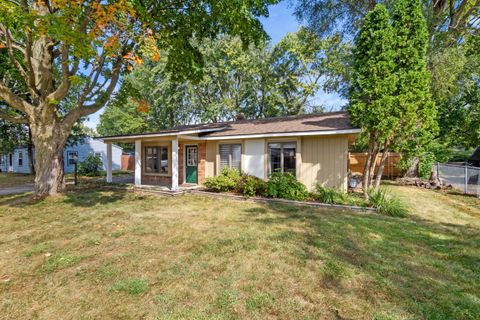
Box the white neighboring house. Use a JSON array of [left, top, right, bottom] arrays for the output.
[[0, 137, 123, 174]]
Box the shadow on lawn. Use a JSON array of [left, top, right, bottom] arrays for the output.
[[63, 188, 129, 207], [244, 202, 480, 319], [0, 186, 129, 208]]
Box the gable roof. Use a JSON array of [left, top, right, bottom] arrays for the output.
[[101, 111, 360, 141]]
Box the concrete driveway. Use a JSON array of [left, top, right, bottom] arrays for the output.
[[0, 184, 34, 196], [0, 174, 135, 196]]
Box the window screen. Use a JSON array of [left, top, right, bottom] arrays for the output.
[[219, 144, 241, 171]]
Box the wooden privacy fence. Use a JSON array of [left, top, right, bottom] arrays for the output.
[[349, 152, 402, 178], [121, 154, 135, 171]]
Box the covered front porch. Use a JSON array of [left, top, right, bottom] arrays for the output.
[[103, 133, 210, 191]]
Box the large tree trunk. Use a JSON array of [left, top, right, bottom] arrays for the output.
[[30, 116, 69, 197], [27, 126, 35, 174]]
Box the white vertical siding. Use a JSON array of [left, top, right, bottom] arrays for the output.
[[244, 139, 266, 179], [64, 138, 122, 173]]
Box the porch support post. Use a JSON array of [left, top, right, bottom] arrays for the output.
[[106, 142, 113, 183], [171, 137, 179, 191], [135, 140, 142, 186]]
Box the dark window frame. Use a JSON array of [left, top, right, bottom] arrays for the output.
[[219, 144, 242, 171], [268, 142, 297, 176], [67, 151, 78, 166], [144, 146, 169, 174], [18, 151, 23, 166]]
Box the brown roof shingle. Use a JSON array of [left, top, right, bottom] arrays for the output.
[[202, 111, 356, 137], [100, 111, 358, 140]]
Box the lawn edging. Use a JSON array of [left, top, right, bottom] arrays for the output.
[[190, 190, 376, 212]]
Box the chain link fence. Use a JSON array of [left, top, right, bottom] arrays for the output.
[[435, 163, 480, 197]]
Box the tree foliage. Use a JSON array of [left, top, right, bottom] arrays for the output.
[[98, 31, 349, 136], [0, 0, 278, 196], [295, 0, 480, 158], [349, 0, 436, 192]]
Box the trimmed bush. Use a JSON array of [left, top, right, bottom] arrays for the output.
[[203, 168, 241, 192], [265, 171, 308, 201], [236, 174, 267, 198], [77, 154, 103, 176], [368, 189, 408, 217]]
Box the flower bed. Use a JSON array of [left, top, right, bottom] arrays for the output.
[[203, 169, 409, 217]]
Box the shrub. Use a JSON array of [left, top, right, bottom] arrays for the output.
[[203, 168, 241, 192], [265, 171, 308, 201], [77, 154, 103, 176], [418, 152, 436, 180], [368, 189, 408, 217], [313, 185, 345, 204], [236, 174, 267, 198]]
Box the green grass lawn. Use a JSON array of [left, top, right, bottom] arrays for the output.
[[0, 171, 133, 189], [0, 172, 35, 188], [0, 184, 479, 319]]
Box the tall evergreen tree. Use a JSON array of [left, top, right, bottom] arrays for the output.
[[348, 4, 397, 195], [349, 0, 437, 193], [390, 0, 437, 180]]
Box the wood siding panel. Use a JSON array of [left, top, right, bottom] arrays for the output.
[[300, 136, 348, 192], [205, 141, 217, 178]]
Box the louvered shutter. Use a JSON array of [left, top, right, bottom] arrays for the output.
[[219, 145, 231, 170]]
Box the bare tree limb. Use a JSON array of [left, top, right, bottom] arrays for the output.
[[62, 56, 123, 128], [0, 26, 31, 86], [24, 29, 40, 98], [47, 44, 71, 102]]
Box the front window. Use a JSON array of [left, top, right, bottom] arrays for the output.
[[145, 146, 168, 173], [268, 142, 296, 175], [18, 152, 23, 166], [219, 144, 241, 171]]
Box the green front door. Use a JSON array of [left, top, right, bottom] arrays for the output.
[[185, 146, 198, 184]]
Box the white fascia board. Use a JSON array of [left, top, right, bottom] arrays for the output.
[[102, 128, 361, 142], [202, 129, 361, 140], [100, 128, 223, 142]]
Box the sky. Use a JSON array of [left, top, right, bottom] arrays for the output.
[[84, 2, 347, 130]]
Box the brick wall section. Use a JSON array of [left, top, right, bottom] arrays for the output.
[[198, 142, 206, 184], [141, 175, 172, 186], [121, 155, 135, 170]]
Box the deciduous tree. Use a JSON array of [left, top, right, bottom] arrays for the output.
[[0, 0, 277, 197]]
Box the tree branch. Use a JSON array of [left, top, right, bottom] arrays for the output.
[[47, 43, 71, 102], [0, 108, 28, 124], [24, 28, 41, 98], [0, 80, 34, 115], [0, 26, 30, 86], [62, 55, 123, 128]]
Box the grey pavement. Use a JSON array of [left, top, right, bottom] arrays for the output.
[[0, 184, 34, 196]]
